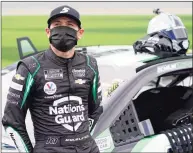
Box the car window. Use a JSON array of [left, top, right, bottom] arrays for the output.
[[134, 71, 192, 100], [159, 75, 178, 86], [177, 76, 193, 87], [132, 68, 192, 134]]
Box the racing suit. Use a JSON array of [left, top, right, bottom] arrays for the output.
[[2, 48, 103, 153]]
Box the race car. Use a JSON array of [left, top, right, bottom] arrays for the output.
[[2, 9, 193, 153]]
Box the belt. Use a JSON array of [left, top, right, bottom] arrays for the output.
[[35, 132, 92, 147]]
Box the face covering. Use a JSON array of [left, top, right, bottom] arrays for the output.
[[49, 26, 78, 52]]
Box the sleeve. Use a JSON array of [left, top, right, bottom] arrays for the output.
[[88, 57, 103, 130], [2, 63, 34, 153]]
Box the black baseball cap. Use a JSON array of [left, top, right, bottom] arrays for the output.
[[47, 5, 81, 28]]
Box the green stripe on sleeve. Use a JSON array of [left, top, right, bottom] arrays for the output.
[[20, 56, 40, 109], [20, 73, 34, 109], [86, 55, 98, 103]]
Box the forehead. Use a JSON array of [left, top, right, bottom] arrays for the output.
[[51, 16, 77, 24]]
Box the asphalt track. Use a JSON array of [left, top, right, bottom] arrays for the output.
[[2, 1, 192, 15]]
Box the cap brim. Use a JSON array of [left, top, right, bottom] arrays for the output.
[[47, 14, 81, 28]]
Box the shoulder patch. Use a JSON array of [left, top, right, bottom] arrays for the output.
[[17, 55, 41, 77]]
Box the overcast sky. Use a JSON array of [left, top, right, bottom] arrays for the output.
[[2, 2, 192, 15]]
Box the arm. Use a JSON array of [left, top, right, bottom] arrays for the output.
[[88, 57, 103, 131], [2, 63, 34, 153]]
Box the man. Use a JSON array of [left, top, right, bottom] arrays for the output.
[[2, 5, 103, 153]]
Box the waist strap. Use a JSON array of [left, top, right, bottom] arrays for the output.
[[36, 132, 92, 147]]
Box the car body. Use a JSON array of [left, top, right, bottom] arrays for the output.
[[2, 37, 193, 152]]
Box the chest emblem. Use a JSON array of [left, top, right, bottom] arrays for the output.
[[75, 79, 86, 85], [44, 69, 63, 80], [72, 69, 85, 77], [44, 82, 57, 95]]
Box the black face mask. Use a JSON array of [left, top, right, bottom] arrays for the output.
[[49, 26, 78, 52]]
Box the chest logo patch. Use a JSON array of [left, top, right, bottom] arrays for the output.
[[49, 96, 85, 131], [75, 79, 86, 85], [44, 82, 57, 95], [72, 69, 85, 77], [44, 69, 63, 80]]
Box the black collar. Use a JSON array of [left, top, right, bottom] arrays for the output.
[[45, 48, 76, 66]]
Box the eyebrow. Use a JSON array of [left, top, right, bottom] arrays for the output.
[[52, 19, 76, 25], [66, 20, 76, 24], [53, 20, 61, 23]]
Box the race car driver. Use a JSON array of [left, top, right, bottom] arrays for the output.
[[2, 5, 103, 153]]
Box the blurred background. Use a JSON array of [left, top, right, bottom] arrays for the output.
[[2, 2, 192, 68]]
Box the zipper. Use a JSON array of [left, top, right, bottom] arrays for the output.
[[66, 60, 78, 153]]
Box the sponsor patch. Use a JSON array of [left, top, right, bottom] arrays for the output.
[[72, 69, 85, 77], [9, 133, 19, 150], [7, 99, 18, 105], [95, 136, 111, 151], [6, 127, 26, 152], [49, 96, 85, 131], [44, 69, 63, 80], [29, 63, 37, 69], [65, 135, 89, 142], [10, 81, 23, 91], [75, 79, 86, 85], [60, 7, 70, 13], [14, 74, 25, 81], [45, 94, 62, 99], [45, 137, 59, 145], [44, 82, 57, 95], [8, 92, 20, 98], [157, 63, 177, 74]]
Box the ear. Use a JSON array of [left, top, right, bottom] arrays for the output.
[[77, 28, 84, 40], [45, 28, 51, 38]]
